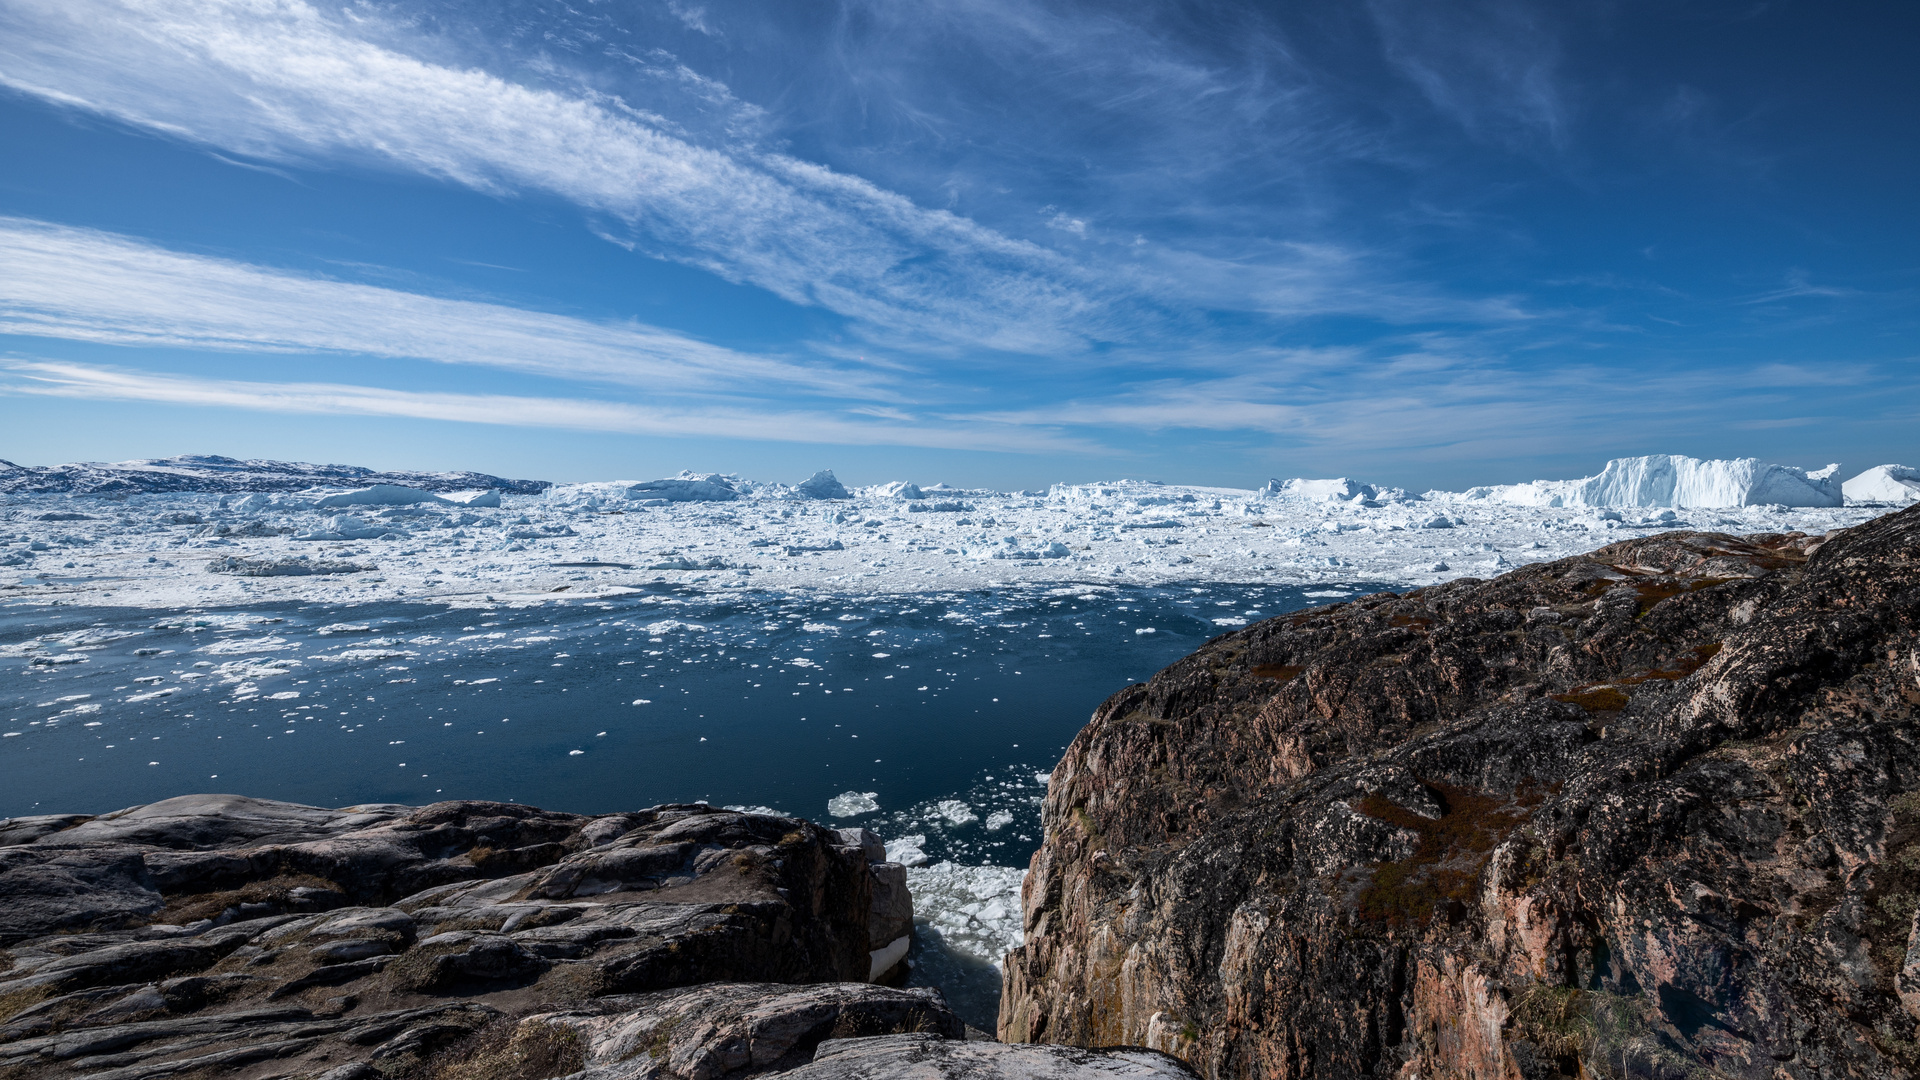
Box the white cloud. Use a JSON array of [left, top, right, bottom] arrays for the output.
[[0, 359, 1090, 453], [0, 0, 1105, 353], [0, 217, 872, 395]]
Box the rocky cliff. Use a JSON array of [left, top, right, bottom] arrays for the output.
[[1003, 504, 1920, 1079], [0, 796, 1195, 1079]]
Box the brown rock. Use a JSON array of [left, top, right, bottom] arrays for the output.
[[1003, 506, 1920, 1079]]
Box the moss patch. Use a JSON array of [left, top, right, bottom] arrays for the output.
[[154, 872, 342, 925], [420, 1018, 585, 1080], [1354, 782, 1542, 926]]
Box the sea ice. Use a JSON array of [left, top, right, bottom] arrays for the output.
[[885, 834, 931, 866], [905, 861, 1028, 968], [933, 800, 979, 826], [828, 790, 881, 817]]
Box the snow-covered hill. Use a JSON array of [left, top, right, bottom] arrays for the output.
[[0, 454, 547, 496]]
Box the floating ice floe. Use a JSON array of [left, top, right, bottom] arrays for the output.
[[932, 800, 979, 827], [905, 861, 1028, 968], [828, 790, 880, 817], [885, 833, 930, 866]]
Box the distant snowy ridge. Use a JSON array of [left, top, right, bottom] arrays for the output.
[[0, 454, 547, 496], [1439, 455, 1844, 509]]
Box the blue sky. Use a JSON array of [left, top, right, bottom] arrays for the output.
[[0, 0, 1913, 490]]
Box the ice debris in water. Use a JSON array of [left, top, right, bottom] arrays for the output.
[[828, 790, 880, 817], [933, 800, 978, 827], [907, 862, 1029, 969], [985, 810, 1014, 831], [885, 834, 930, 867]]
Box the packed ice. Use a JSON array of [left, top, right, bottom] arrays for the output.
[[0, 456, 1899, 610]]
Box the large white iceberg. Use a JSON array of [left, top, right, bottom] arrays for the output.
[[1446, 455, 1842, 509], [1260, 477, 1405, 503], [796, 469, 850, 500], [313, 484, 452, 508], [626, 473, 740, 502], [1843, 464, 1920, 504]]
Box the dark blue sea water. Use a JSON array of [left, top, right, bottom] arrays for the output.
[[1, 581, 1385, 864]]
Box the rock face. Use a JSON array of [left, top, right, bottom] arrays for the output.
[[0, 795, 1173, 1079], [1003, 505, 1920, 1079]]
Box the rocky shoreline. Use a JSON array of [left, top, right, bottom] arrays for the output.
[[1004, 503, 1920, 1077], [0, 797, 1192, 1078]]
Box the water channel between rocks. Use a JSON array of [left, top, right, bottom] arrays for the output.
[[1, 579, 1388, 1027]]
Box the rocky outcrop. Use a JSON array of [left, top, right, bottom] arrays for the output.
[[1004, 505, 1920, 1079], [0, 795, 1184, 1079]]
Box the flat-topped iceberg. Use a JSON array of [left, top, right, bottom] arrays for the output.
[[1444, 455, 1842, 509], [626, 472, 740, 502], [1843, 464, 1920, 504], [313, 484, 453, 508]]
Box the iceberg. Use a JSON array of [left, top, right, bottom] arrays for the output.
[[1261, 477, 1409, 503], [440, 489, 501, 507], [796, 469, 850, 500], [1843, 464, 1920, 505], [867, 481, 924, 500], [313, 484, 453, 508], [1445, 455, 1843, 509], [626, 472, 740, 502]]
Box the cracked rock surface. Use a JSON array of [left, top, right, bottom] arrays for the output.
[[0, 797, 1175, 1078], [1003, 504, 1920, 1079]]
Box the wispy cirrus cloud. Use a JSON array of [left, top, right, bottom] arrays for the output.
[[0, 0, 1537, 358], [0, 217, 873, 396], [0, 0, 1114, 354], [0, 359, 1091, 453]]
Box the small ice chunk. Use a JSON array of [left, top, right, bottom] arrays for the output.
[[885, 833, 929, 866], [933, 800, 978, 826], [984, 810, 1014, 831], [828, 790, 880, 817]]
